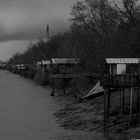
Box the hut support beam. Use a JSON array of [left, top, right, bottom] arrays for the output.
[[51, 75, 55, 96], [104, 88, 110, 135], [137, 88, 139, 113], [63, 74, 66, 94], [129, 87, 133, 128], [122, 88, 125, 114], [136, 88, 140, 124]]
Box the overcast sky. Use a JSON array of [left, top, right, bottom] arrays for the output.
[[0, 0, 77, 61]]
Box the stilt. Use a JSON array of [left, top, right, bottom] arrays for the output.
[[51, 69, 55, 96], [63, 74, 66, 94], [107, 88, 110, 122], [104, 88, 109, 135], [129, 87, 133, 128], [120, 88, 123, 114], [122, 88, 125, 114], [136, 88, 139, 124], [137, 88, 139, 113]]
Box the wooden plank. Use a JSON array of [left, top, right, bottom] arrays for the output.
[[50, 73, 100, 78], [101, 74, 139, 88], [82, 81, 104, 99]]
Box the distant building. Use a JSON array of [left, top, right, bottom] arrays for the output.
[[37, 60, 51, 71], [42, 60, 51, 71], [37, 61, 42, 65]]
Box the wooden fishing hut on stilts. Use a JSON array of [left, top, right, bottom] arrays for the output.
[[34, 60, 51, 84], [41, 60, 51, 71], [50, 58, 80, 96], [100, 58, 140, 134]]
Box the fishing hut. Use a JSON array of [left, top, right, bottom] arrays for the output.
[[50, 58, 80, 96], [36, 60, 51, 71], [42, 60, 51, 71], [41, 60, 51, 84], [100, 58, 140, 134], [51, 58, 80, 74], [33, 60, 51, 85]]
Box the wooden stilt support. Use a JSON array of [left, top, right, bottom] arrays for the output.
[[120, 88, 123, 114], [137, 88, 139, 113], [104, 88, 107, 134], [104, 88, 109, 135], [129, 87, 133, 128], [107, 88, 110, 122], [63, 74, 66, 95], [51, 76, 55, 96], [136, 88, 140, 124], [122, 88, 125, 114], [120, 88, 122, 104], [51, 67, 55, 96]]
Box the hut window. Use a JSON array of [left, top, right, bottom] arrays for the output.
[[117, 64, 126, 74], [126, 64, 138, 74], [59, 65, 66, 73]]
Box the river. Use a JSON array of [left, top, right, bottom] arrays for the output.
[[0, 70, 102, 140]]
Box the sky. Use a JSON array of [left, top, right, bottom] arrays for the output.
[[0, 0, 77, 61]]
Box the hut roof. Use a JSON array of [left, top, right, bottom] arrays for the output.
[[51, 58, 80, 64], [106, 58, 139, 64], [42, 60, 51, 65], [37, 61, 42, 65]]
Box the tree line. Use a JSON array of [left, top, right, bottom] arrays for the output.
[[7, 0, 140, 73]]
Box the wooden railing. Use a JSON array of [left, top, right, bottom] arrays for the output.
[[100, 74, 139, 87]]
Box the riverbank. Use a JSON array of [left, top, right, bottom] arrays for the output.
[[53, 94, 104, 132], [53, 88, 140, 140]]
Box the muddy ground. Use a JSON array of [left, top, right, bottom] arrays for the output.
[[53, 88, 140, 140], [54, 95, 104, 132]]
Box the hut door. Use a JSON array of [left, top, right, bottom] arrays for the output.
[[110, 64, 117, 75], [117, 64, 126, 74]]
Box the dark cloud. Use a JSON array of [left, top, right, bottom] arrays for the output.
[[0, 0, 78, 61], [0, 0, 76, 41]]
